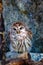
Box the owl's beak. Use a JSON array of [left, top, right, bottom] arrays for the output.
[[17, 30, 20, 34]]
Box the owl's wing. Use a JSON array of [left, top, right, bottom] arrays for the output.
[[28, 30, 32, 39]]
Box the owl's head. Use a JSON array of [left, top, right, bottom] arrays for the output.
[[10, 21, 32, 40], [12, 22, 26, 34]]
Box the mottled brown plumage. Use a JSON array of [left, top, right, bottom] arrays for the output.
[[10, 21, 32, 52]]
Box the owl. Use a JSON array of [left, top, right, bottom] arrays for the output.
[[9, 21, 32, 53]]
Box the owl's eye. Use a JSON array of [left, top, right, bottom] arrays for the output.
[[13, 28, 16, 30], [20, 26, 23, 30]]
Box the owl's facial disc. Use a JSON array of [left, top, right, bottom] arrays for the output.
[[12, 26, 27, 40]]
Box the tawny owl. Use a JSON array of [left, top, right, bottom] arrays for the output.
[[9, 21, 32, 53]]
